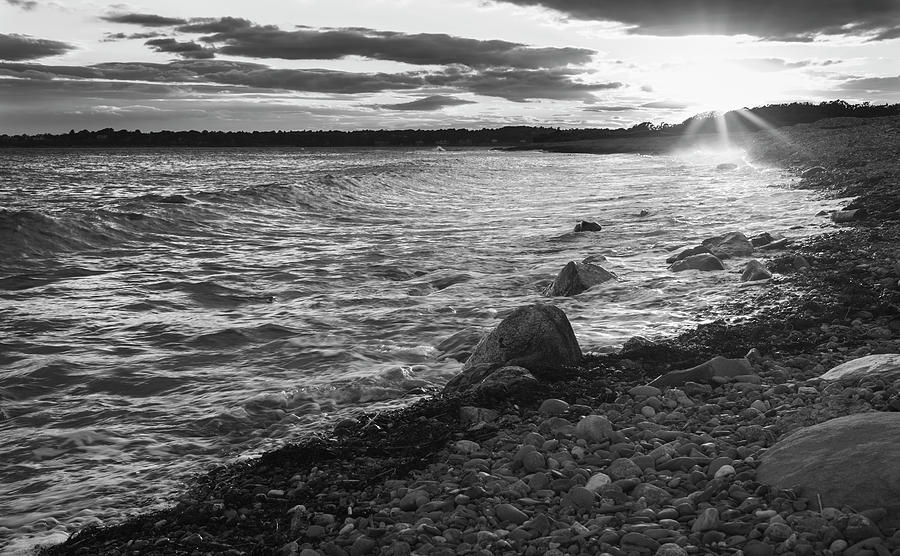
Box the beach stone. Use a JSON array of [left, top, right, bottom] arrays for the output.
[[741, 260, 772, 282], [655, 542, 688, 556], [495, 503, 528, 525], [757, 412, 900, 529], [649, 356, 754, 387], [629, 385, 662, 398], [763, 522, 793, 542], [566, 486, 595, 510], [701, 231, 754, 259], [574, 414, 613, 443], [574, 220, 602, 232], [819, 354, 900, 385], [585, 472, 612, 492], [469, 365, 538, 396], [544, 260, 616, 297], [539, 398, 570, 416], [608, 457, 643, 480], [668, 253, 725, 272], [666, 245, 713, 264], [621, 532, 660, 552], [691, 507, 719, 532], [633, 482, 672, 506], [450, 303, 581, 383]]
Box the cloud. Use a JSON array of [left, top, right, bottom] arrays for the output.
[[0, 33, 75, 61], [145, 38, 215, 59], [734, 58, 814, 72], [640, 100, 689, 109], [0, 59, 615, 102], [5, 0, 38, 10], [583, 105, 634, 112], [377, 95, 477, 111], [181, 20, 594, 69], [836, 74, 900, 93], [428, 67, 621, 101], [493, 0, 900, 41], [101, 13, 188, 27], [102, 32, 164, 42]]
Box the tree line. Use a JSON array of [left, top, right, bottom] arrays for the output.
[[2, 100, 897, 148]]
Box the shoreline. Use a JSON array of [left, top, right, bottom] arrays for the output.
[[38, 116, 900, 556]]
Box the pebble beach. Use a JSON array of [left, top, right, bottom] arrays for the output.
[[40, 115, 900, 556]]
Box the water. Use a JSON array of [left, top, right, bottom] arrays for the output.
[[0, 147, 838, 553]]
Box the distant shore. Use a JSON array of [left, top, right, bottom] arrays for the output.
[[41, 115, 900, 556]]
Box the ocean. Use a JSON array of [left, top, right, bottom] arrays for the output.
[[0, 147, 839, 553]]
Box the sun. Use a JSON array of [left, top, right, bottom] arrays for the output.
[[653, 60, 787, 112]]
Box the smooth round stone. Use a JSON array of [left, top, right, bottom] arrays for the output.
[[454, 440, 481, 454], [522, 432, 545, 446], [608, 457, 643, 480], [574, 415, 613, 443], [566, 486, 595, 510], [641, 406, 657, 418], [763, 522, 793, 542], [654, 542, 687, 556], [584, 472, 612, 492], [495, 503, 528, 525], [621, 532, 660, 552], [714, 464, 736, 479], [299, 549, 322, 556], [657, 508, 679, 520], [539, 398, 570, 416], [522, 451, 546, 472], [630, 385, 663, 398], [829, 539, 848, 552]]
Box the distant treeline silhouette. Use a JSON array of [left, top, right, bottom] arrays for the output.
[[2, 100, 898, 148]]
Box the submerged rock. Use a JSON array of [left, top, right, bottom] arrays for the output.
[[544, 260, 616, 297], [668, 253, 725, 272], [757, 412, 900, 529], [716, 162, 738, 171], [741, 259, 772, 282], [665, 245, 712, 264], [573, 220, 602, 232], [701, 231, 754, 259], [446, 303, 581, 390]]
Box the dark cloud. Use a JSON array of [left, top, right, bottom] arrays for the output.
[[377, 95, 476, 111], [101, 13, 188, 27], [837, 75, 900, 94], [176, 17, 256, 34], [5, 0, 38, 10], [0, 60, 613, 102], [0, 33, 75, 61], [493, 0, 900, 41], [181, 20, 594, 69], [103, 32, 164, 42], [145, 38, 215, 59], [428, 67, 621, 101]]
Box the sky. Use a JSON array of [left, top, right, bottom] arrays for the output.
[[1, 0, 899, 134]]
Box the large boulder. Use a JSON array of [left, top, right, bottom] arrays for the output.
[[741, 260, 772, 282], [819, 354, 900, 385], [668, 253, 725, 272], [701, 231, 754, 259], [666, 245, 712, 264], [649, 356, 755, 387], [757, 412, 900, 529], [544, 260, 616, 297], [573, 220, 602, 232], [458, 303, 581, 380]]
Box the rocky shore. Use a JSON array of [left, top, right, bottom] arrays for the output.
[[41, 116, 900, 556]]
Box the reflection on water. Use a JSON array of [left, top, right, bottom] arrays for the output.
[[0, 147, 838, 553]]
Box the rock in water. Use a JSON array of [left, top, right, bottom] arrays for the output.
[[741, 260, 772, 282], [819, 353, 900, 385], [701, 231, 754, 259], [665, 245, 713, 264], [716, 162, 738, 171], [544, 260, 616, 297], [453, 304, 581, 381], [573, 220, 602, 232], [668, 253, 725, 272], [649, 356, 754, 387], [757, 412, 900, 529]]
